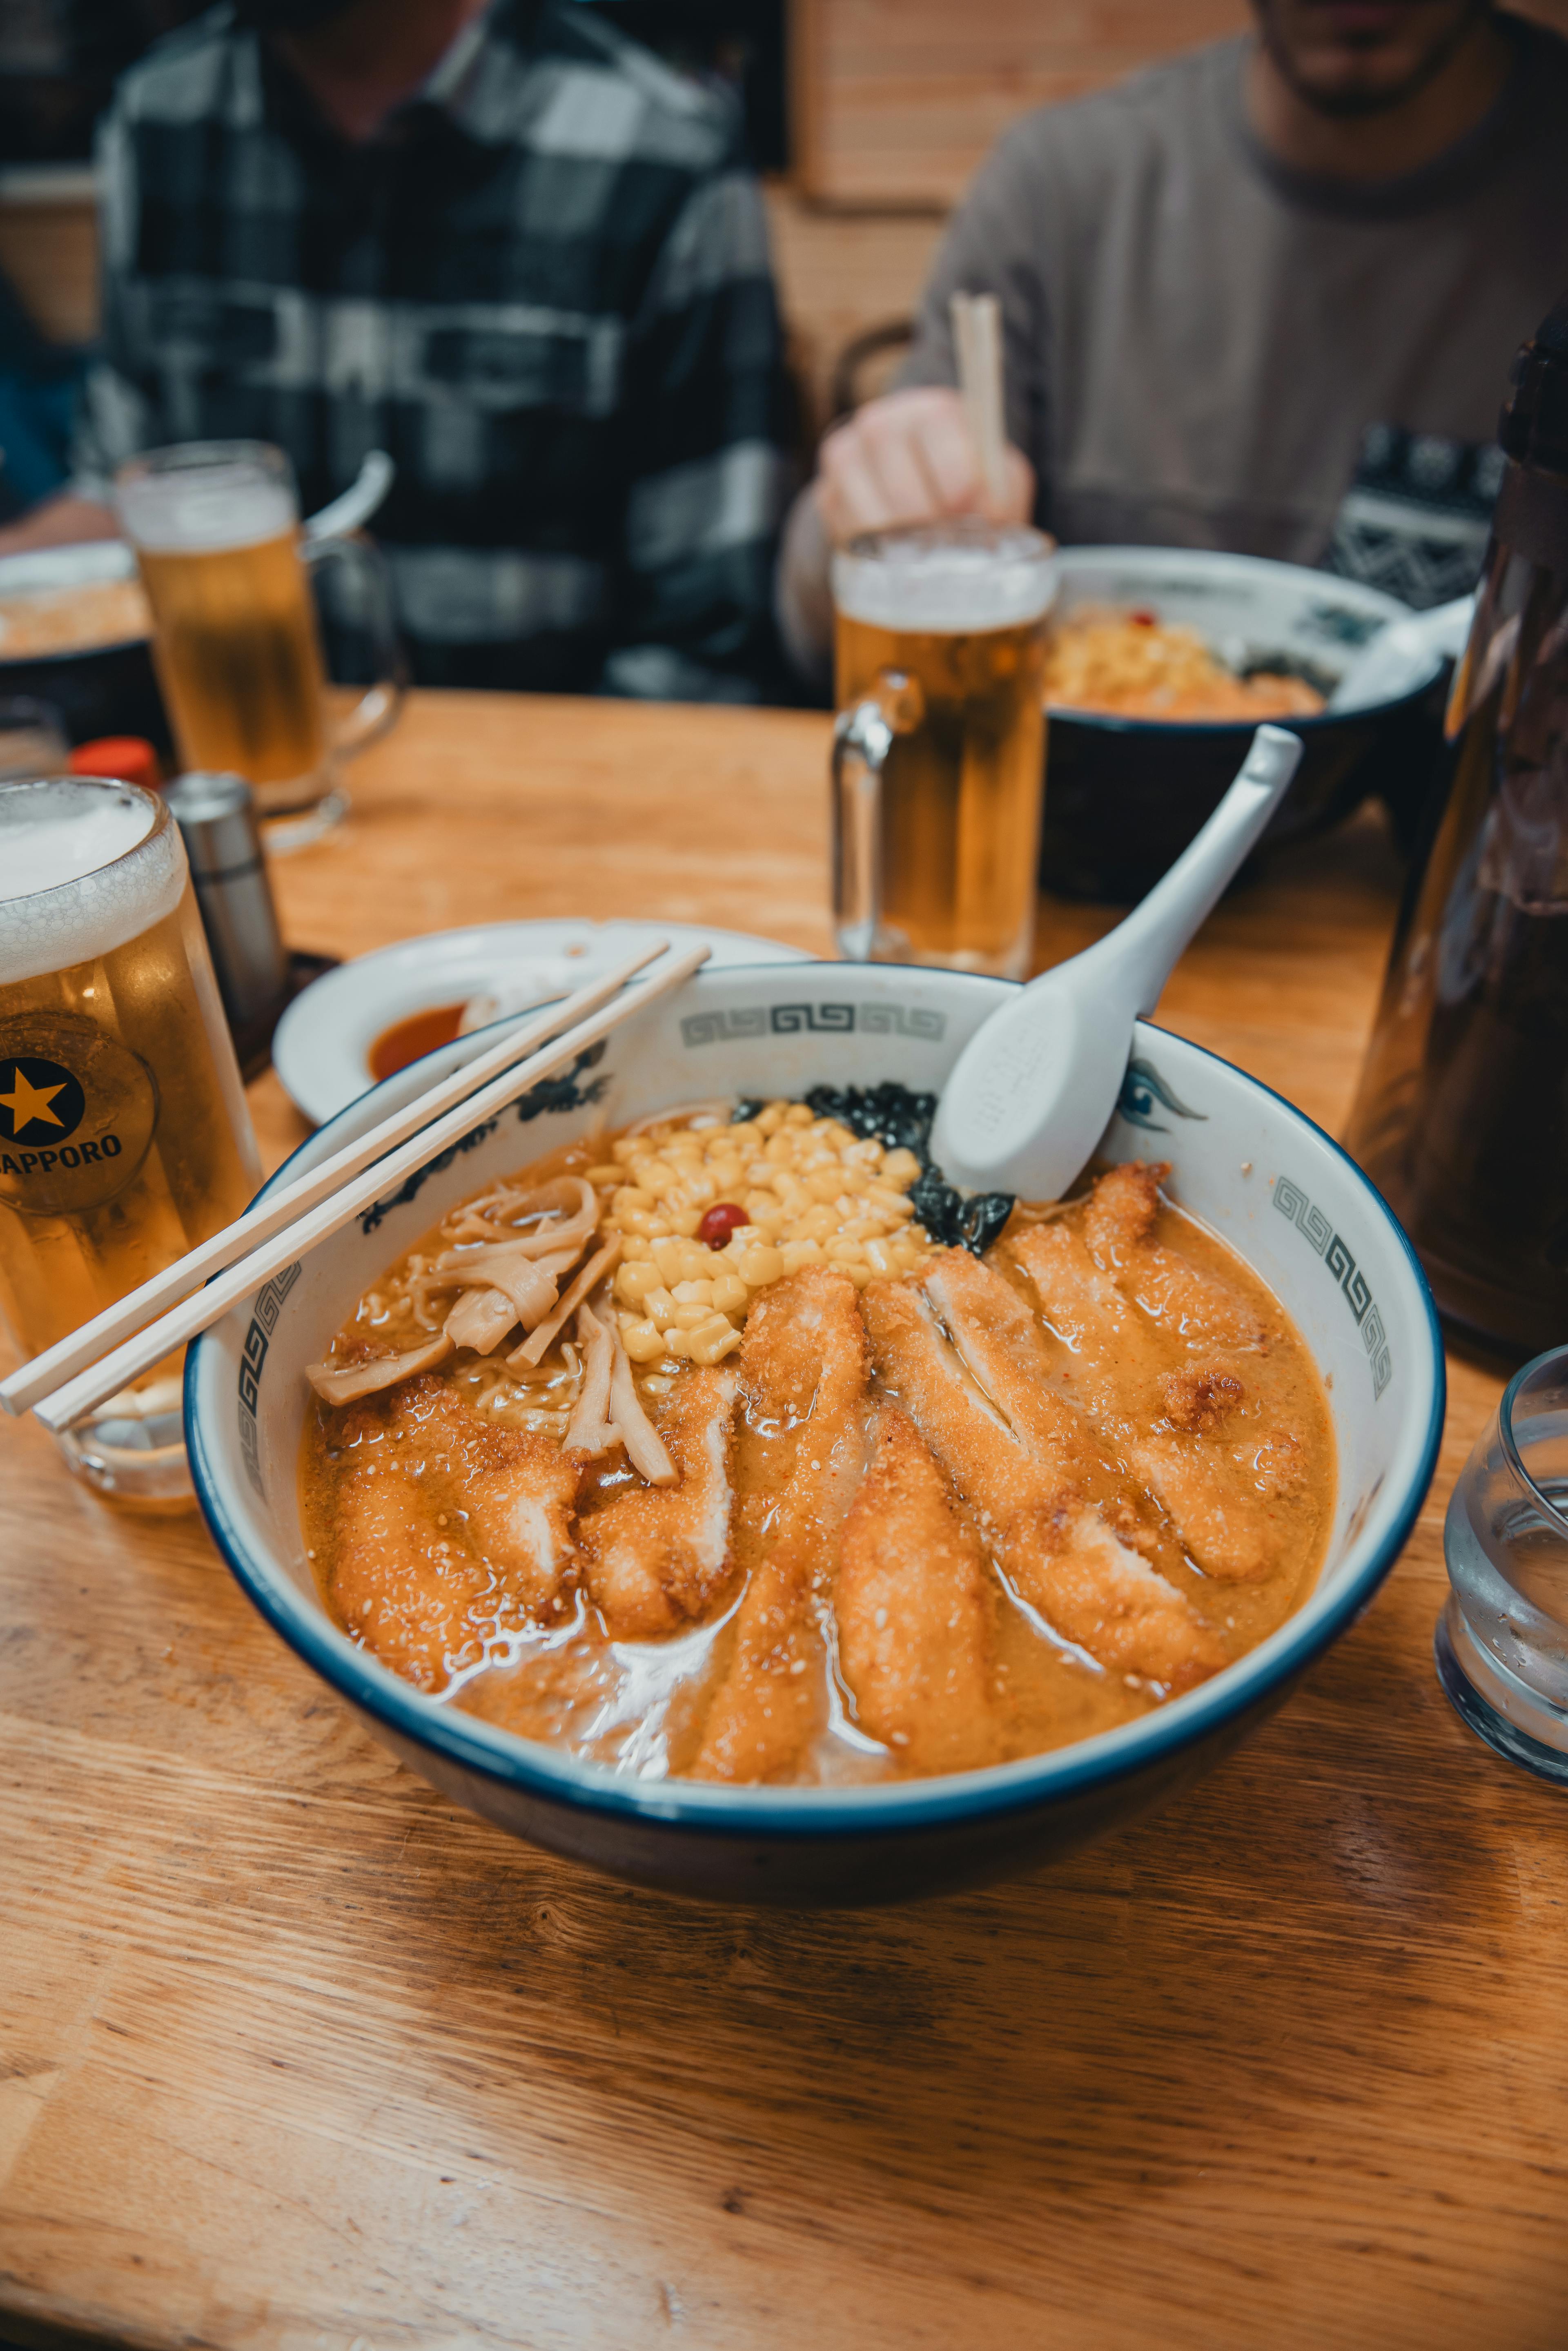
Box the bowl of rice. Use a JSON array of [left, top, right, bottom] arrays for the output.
[[1041, 547, 1450, 899]]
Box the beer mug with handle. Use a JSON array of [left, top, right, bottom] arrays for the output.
[[831, 519, 1057, 981], [0, 775, 261, 1502], [116, 440, 404, 843]]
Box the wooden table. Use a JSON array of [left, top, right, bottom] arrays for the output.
[[3, 695, 1563, 2351]]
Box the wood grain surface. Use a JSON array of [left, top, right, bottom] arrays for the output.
[[2, 693, 1564, 2351], [793, 0, 1568, 205]]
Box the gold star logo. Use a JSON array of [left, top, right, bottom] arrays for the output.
[[0, 1064, 67, 1133]]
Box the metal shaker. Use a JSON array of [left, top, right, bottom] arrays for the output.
[[162, 771, 290, 1053]]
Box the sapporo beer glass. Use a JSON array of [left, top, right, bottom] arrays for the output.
[[0, 775, 260, 1502], [116, 441, 402, 841], [831, 521, 1057, 979]]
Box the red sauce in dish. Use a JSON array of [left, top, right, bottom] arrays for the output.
[[368, 1002, 467, 1083]]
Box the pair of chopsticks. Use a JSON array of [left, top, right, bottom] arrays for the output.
[[2, 938, 709, 1437], [950, 290, 1008, 512]]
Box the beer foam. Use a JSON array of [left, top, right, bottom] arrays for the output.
[[117, 462, 296, 553], [833, 528, 1056, 634], [0, 778, 185, 984]]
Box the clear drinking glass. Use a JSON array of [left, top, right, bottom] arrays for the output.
[[0, 775, 261, 1504], [115, 441, 403, 848], [831, 520, 1057, 980], [1437, 1344, 1568, 1783]]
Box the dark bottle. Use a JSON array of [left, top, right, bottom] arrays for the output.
[[1346, 292, 1568, 1357]]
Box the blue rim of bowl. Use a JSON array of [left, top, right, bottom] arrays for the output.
[[186, 978, 1447, 1844]]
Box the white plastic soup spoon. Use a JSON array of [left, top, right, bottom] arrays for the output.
[[928, 723, 1304, 1202]]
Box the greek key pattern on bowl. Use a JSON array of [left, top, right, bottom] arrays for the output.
[[1274, 1174, 1392, 1399], [236, 1260, 303, 1495], [681, 1002, 947, 1048]]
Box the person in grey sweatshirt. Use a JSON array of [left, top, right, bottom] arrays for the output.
[[778, 0, 1568, 689]]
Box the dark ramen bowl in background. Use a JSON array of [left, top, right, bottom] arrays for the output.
[[1041, 548, 1449, 900], [0, 541, 171, 755]]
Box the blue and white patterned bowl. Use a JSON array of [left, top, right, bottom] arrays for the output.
[[185, 963, 1445, 1906]]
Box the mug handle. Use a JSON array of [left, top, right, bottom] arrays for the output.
[[831, 668, 924, 961], [301, 530, 408, 760]]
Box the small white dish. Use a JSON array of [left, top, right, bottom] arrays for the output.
[[272, 918, 813, 1123]]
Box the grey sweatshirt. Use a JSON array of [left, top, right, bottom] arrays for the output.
[[778, 19, 1568, 684]]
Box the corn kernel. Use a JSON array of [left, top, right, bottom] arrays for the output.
[[621, 1233, 656, 1262], [863, 1237, 900, 1277], [584, 1163, 624, 1184], [710, 1272, 749, 1313], [672, 1278, 713, 1306], [804, 1168, 844, 1203], [737, 1243, 784, 1286], [795, 1203, 839, 1242], [612, 1185, 655, 1217], [784, 1103, 813, 1126], [616, 1261, 658, 1307], [764, 1132, 796, 1165], [826, 1239, 867, 1267], [669, 1209, 701, 1238], [727, 1121, 760, 1145], [676, 1242, 713, 1283], [641, 1284, 677, 1323], [881, 1148, 922, 1186], [754, 1102, 787, 1135], [637, 1156, 677, 1192], [621, 1318, 665, 1362], [611, 1137, 642, 1165], [670, 1301, 713, 1330], [686, 1313, 742, 1364], [660, 1326, 693, 1357], [780, 1239, 825, 1275]]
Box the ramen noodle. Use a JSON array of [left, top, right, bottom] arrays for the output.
[[299, 1092, 1334, 1786], [1046, 605, 1325, 721], [0, 578, 151, 658]]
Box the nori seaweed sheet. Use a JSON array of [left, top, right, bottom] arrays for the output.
[[801, 1082, 1015, 1256]]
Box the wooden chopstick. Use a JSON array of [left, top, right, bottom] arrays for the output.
[[950, 290, 1008, 511], [0, 935, 672, 1421], [20, 942, 711, 1435]]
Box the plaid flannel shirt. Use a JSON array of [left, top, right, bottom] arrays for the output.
[[76, 0, 793, 698]]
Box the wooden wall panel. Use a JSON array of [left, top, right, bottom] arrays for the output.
[[794, 0, 1568, 207]]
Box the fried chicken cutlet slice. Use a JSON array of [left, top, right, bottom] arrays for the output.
[[836, 1404, 998, 1775], [862, 1273, 1223, 1694], [327, 1374, 581, 1690], [1011, 1220, 1276, 1582], [693, 1266, 869, 1783], [577, 1366, 738, 1638], [1083, 1161, 1266, 1350]]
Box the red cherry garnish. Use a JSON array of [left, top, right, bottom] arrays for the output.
[[697, 1202, 750, 1248]]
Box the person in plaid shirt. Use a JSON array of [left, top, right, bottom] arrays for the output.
[[4, 0, 794, 700]]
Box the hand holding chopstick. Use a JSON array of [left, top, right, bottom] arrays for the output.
[[5, 939, 709, 1435]]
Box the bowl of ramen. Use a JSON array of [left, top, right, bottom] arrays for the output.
[[1041, 548, 1450, 898], [185, 960, 1443, 1905], [0, 540, 169, 752]]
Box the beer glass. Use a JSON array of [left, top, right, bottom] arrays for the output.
[[116, 441, 403, 845], [0, 774, 261, 1502], [831, 520, 1056, 980]]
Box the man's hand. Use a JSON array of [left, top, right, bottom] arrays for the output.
[[814, 386, 1035, 546]]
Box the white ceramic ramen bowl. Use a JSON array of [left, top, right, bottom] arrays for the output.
[[185, 962, 1445, 1906]]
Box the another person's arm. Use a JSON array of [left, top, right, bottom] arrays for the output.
[[603, 127, 794, 704], [777, 131, 1046, 689], [0, 491, 118, 556], [0, 99, 156, 560]]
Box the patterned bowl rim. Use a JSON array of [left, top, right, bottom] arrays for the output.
[[186, 974, 1446, 1841]]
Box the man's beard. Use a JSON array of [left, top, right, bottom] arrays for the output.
[[1257, 0, 1494, 118], [233, 0, 361, 31]]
